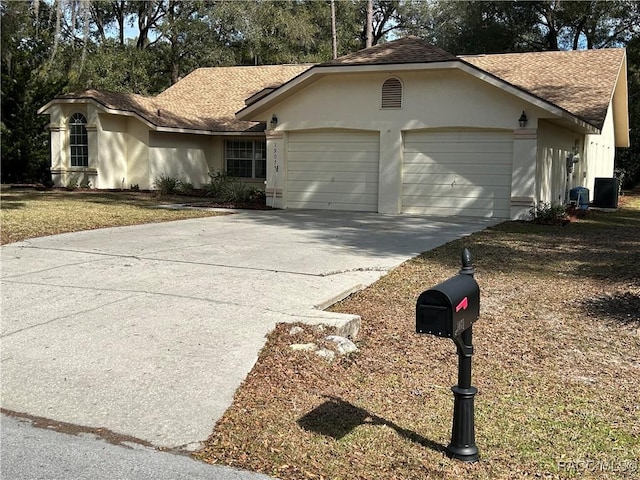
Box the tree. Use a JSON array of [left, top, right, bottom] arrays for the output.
[[1, 0, 69, 184], [615, 34, 640, 188]]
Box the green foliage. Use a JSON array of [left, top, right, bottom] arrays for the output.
[[1, 0, 67, 184], [66, 175, 79, 190], [79, 176, 91, 189], [153, 174, 180, 196], [204, 170, 255, 202], [615, 35, 640, 188], [530, 202, 568, 224], [176, 180, 194, 195]]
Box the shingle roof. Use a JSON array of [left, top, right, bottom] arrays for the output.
[[321, 36, 457, 66], [461, 49, 625, 129], [50, 38, 624, 133], [54, 65, 311, 132]]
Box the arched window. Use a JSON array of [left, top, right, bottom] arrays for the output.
[[69, 113, 88, 167], [381, 77, 402, 109]]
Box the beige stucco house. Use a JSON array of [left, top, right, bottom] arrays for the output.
[[39, 37, 629, 219]]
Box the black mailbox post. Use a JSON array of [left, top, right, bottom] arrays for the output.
[[415, 248, 480, 463]]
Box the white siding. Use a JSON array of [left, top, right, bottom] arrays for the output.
[[402, 131, 513, 217], [286, 131, 379, 211]]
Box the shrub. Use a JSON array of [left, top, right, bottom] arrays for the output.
[[79, 177, 92, 189], [153, 174, 180, 195], [66, 175, 79, 190], [530, 202, 567, 224], [177, 180, 194, 195], [204, 170, 253, 202]]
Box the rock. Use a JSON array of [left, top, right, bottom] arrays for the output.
[[315, 348, 335, 360], [325, 335, 358, 355], [290, 343, 317, 352], [289, 326, 304, 336]]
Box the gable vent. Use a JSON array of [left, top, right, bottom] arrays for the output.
[[381, 77, 402, 109]]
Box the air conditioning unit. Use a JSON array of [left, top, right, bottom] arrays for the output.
[[593, 178, 619, 209]]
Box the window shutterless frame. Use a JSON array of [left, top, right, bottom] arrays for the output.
[[225, 140, 266, 179], [69, 113, 89, 167]]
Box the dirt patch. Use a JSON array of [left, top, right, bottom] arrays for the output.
[[196, 200, 640, 480]]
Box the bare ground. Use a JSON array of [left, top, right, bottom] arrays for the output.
[[196, 197, 640, 480]]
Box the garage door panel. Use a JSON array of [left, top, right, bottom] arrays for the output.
[[405, 131, 511, 142], [287, 131, 379, 212], [288, 142, 379, 153], [404, 142, 513, 155], [403, 185, 511, 198], [404, 152, 512, 165], [288, 170, 379, 183], [288, 180, 378, 195], [404, 194, 504, 209], [288, 154, 378, 172], [402, 130, 512, 218], [287, 200, 377, 212], [288, 192, 378, 207], [403, 204, 510, 217], [403, 163, 511, 176], [403, 178, 512, 192]]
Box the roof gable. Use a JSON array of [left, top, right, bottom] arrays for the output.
[[40, 65, 311, 133], [321, 36, 457, 66]]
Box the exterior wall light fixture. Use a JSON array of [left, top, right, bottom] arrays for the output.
[[270, 114, 278, 129], [518, 111, 528, 128]]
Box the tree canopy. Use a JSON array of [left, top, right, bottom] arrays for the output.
[[2, 0, 639, 186]]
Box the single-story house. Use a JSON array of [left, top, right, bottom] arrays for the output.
[[39, 36, 629, 219]]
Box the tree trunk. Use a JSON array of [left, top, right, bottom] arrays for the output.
[[331, 0, 337, 59], [366, 0, 373, 48]]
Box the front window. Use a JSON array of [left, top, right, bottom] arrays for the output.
[[225, 140, 266, 178], [69, 113, 88, 167]]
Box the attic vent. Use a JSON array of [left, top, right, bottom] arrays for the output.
[[381, 77, 402, 109]]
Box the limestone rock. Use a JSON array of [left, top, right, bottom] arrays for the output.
[[325, 335, 358, 355], [315, 348, 335, 360], [290, 343, 317, 352], [289, 326, 304, 336]]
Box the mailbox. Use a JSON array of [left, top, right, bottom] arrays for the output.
[[416, 274, 479, 338], [414, 248, 481, 463]]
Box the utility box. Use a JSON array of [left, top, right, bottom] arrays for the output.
[[593, 177, 619, 208], [416, 274, 480, 338]]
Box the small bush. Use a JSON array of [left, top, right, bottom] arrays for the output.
[[130, 184, 140, 191], [204, 170, 252, 202], [177, 180, 194, 195], [66, 175, 79, 190], [153, 174, 180, 195], [530, 202, 567, 224], [79, 177, 92, 189]]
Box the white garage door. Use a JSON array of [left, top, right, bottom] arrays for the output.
[[402, 131, 513, 217], [287, 131, 379, 211]]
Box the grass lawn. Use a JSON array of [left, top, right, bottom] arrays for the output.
[[197, 194, 640, 480], [0, 187, 224, 245]]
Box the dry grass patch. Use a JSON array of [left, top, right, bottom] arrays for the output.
[[197, 198, 640, 479], [0, 188, 224, 245]]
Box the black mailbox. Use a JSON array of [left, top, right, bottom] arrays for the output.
[[416, 270, 479, 338], [415, 249, 482, 463]]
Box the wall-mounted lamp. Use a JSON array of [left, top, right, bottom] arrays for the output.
[[270, 114, 278, 129], [518, 111, 528, 128]]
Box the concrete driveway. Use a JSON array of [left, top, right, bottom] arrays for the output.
[[1, 210, 499, 450]]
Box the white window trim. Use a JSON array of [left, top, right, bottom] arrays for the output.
[[69, 113, 89, 167], [225, 139, 266, 179]]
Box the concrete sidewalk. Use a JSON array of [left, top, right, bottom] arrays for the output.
[[1, 210, 500, 451]]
